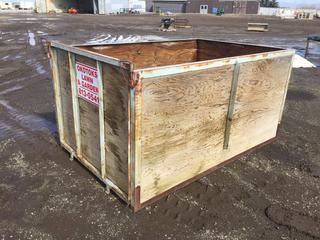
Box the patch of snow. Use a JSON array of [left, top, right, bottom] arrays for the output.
[[293, 54, 316, 68], [27, 31, 36, 46], [87, 34, 167, 44], [35, 64, 46, 75]]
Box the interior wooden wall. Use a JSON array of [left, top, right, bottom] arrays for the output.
[[79, 40, 280, 70], [197, 40, 280, 61], [80, 41, 198, 69]]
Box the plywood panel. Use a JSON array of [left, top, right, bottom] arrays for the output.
[[139, 56, 291, 203], [102, 63, 129, 193], [80, 41, 198, 69], [56, 49, 76, 150], [139, 66, 234, 202], [197, 40, 280, 61], [228, 56, 292, 150], [76, 55, 101, 170]]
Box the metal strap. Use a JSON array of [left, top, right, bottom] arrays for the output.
[[97, 61, 106, 179], [223, 62, 241, 149]]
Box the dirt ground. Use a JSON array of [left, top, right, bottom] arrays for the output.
[[0, 13, 320, 240]]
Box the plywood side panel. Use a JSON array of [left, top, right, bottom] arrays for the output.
[[103, 64, 129, 193], [76, 55, 101, 170], [56, 49, 76, 150], [139, 66, 234, 202], [197, 40, 280, 61], [139, 57, 291, 203], [80, 41, 198, 69], [228, 56, 292, 150]]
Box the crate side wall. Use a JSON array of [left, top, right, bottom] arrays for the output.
[[139, 65, 234, 203], [138, 55, 293, 203], [102, 62, 130, 193], [55, 48, 76, 150]]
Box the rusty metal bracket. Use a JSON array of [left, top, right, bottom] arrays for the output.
[[120, 61, 139, 88], [223, 61, 241, 150]]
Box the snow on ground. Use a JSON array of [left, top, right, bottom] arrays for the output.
[[293, 54, 316, 68]]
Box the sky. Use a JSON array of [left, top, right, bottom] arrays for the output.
[[278, 0, 320, 8]]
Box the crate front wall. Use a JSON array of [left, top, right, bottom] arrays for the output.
[[137, 56, 293, 204], [51, 48, 130, 197]]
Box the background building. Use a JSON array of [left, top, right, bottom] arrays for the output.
[[35, 0, 145, 14], [259, 7, 320, 19], [0, 1, 14, 9], [149, 0, 259, 14]]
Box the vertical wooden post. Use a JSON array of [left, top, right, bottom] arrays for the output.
[[305, 38, 310, 58], [223, 61, 241, 150], [133, 77, 142, 208], [50, 47, 65, 144], [128, 87, 135, 205], [68, 52, 82, 157], [97, 61, 106, 179], [279, 55, 294, 123]]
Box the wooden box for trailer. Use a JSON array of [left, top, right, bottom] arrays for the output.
[[49, 39, 294, 211]]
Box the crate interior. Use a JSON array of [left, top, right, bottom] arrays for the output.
[[78, 39, 281, 70]]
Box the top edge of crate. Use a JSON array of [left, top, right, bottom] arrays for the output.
[[49, 39, 295, 79], [51, 38, 286, 50]]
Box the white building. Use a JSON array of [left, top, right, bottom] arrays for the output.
[[0, 1, 14, 9], [259, 7, 320, 20], [12, 1, 34, 9], [35, 0, 145, 14], [19, 1, 34, 9]]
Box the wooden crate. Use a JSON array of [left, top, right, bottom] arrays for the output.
[[248, 23, 269, 32], [49, 39, 294, 211]]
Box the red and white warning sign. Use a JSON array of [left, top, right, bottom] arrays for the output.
[[75, 62, 99, 106]]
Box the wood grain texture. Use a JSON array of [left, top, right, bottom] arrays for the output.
[[228, 56, 292, 151], [139, 56, 291, 203], [76, 55, 101, 170], [102, 63, 129, 193], [56, 49, 76, 150], [197, 40, 279, 61], [80, 41, 198, 69], [139, 66, 234, 202]]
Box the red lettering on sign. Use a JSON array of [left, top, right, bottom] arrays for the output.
[[75, 62, 99, 106]]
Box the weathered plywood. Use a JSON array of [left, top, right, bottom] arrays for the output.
[[56, 48, 76, 150], [80, 41, 198, 69], [139, 66, 234, 202], [228, 56, 292, 151], [51, 39, 293, 211], [139, 56, 292, 203], [197, 40, 279, 61], [102, 63, 129, 193], [76, 55, 101, 170]]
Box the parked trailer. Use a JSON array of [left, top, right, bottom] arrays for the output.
[[49, 39, 294, 211]]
